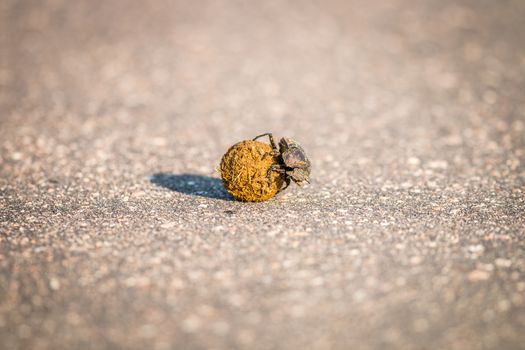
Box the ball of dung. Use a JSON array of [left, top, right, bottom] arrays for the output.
[[220, 140, 285, 202]]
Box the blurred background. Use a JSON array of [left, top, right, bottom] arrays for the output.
[[1, 0, 525, 349]]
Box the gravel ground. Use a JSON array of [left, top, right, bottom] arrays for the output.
[[1, 0, 525, 349]]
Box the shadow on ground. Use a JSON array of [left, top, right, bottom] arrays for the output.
[[150, 173, 232, 200]]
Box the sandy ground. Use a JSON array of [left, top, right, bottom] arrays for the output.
[[1, 0, 525, 349]]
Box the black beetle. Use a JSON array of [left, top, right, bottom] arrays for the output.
[[253, 133, 311, 191]]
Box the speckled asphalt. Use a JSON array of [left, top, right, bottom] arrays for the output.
[[1, 1, 525, 349]]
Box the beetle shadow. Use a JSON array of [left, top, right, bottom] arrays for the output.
[[149, 173, 232, 200]]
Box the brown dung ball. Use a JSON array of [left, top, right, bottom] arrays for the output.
[[220, 140, 285, 202]]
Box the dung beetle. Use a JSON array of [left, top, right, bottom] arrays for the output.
[[253, 133, 311, 191]]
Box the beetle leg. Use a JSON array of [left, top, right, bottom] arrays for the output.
[[278, 177, 291, 193], [253, 133, 278, 152], [266, 164, 285, 185]]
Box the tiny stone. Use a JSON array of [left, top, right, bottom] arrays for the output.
[[49, 278, 60, 291], [160, 222, 176, 229], [407, 157, 421, 165], [494, 258, 512, 268], [468, 270, 491, 282]]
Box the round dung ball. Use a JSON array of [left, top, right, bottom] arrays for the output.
[[220, 140, 285, 202]]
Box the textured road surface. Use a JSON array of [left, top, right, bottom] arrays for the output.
[[2, 0, 525, 349]]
